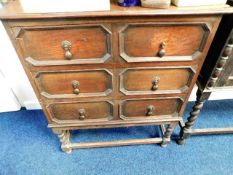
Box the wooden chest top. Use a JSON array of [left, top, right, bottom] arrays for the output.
[[0, 0, 233, 19]]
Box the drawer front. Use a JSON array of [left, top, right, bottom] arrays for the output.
[[47, 101, 114, 124], [226, 63, 233, 86], [119, 67, 195, 95], [35, 69, 113, 99], [119, 23, 210, 62], [120, 97, 183, 120], [15, 24, 112, 66], [226, 77, 233, 86], [218, 51, 233, 87]]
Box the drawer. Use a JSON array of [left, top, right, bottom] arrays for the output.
[[47, 101, 114, 124], [35, 69, 113, 99], [226, 66, 233, 86], [15, 24, 112, 66], [119, 22, 210, 62], [226, 77, 233, 86], [119, 67, 195, 95], [120, 97, 183, 120]]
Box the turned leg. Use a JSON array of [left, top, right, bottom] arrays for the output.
[[52, 129, 72, 154], [161, 123, 176, 148], [177, 89, 210, 145]]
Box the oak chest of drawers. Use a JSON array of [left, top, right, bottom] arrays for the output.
[[1, 0, 233, 153]]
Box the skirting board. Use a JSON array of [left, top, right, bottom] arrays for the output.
[[189, 85, 233, 101], [23, 100, 41, 110]]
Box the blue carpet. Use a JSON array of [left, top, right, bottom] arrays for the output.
[[0, 100, 233, 175]]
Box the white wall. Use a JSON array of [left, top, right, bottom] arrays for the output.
[[0, 21, 40, 110], [0, 70, 21, 112], [0, 19, 233, 111]]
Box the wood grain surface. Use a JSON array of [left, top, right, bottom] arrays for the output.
[[0, 0, 232, 19], [0, 2, 230, 150]]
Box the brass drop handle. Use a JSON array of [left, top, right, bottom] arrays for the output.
[[158, 42, 166, 58], [71, 80, 80, 95], [61, 40, 72, 60], [146, 105, 155, 116], [151, 76, 160, 91], [78, 109, 86, 120]]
